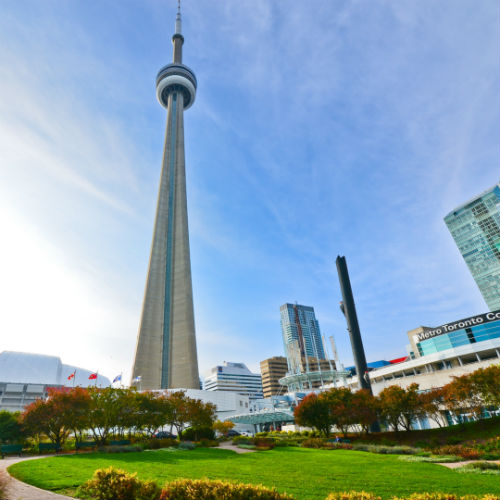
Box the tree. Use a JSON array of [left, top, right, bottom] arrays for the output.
[[399, 384, 423, 431], [419, 387, 445, 428], [58, 387, 91, 443], [470, 364, 500, 407], [186, 399, 217, 440], [164, 391, 192, 438], [87, 387, 138, 445], [294, 393, 331, 436], [377, 385, 407, 432], [134, 391, 166, 437], [320, 388, 355, 437], [350, 389, 378, 434], [377, 384, 425, 432], [213, 420, 235, 437], [0, 411, 23, 443], [443, 374, 483, 423], [21, 391, 70, 447]]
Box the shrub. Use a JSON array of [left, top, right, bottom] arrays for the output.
[[383, 446, 419, 455], [77, 467, 162, 500], [181, 426, 215, 441], [253, 437, 275, 450], [432, 445, 481, 460], [178, 441, 195, 450], [414, 440, 432, 449], [469, 461, 500, 471], [197, 439, 219, 447], [352, 443, 370, 452], [274, 439, 299, 447], [301, 438, 325, 449], [324, 442, 353, 450], [159, 478, 295, 500], [137, 480, 162, 500], [456, 461, 500, 475], [147, 438, 177, 450], [97, 445, 143, 454], [237, 443, 257, 450], [77, 467, 141, 500], [326, 492, 381, 500], [398, 455, 462, 463], [475, 437, 500, 458], [232, 436, 252, 445], [351, 444, 419, 455]]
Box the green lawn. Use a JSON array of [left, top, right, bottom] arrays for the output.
[[8, 447, 500, 500]]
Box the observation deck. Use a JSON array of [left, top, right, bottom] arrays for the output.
[[156, 63, 197, 110]]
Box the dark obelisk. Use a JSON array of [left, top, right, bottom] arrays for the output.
[[131, 3, 199, 390]]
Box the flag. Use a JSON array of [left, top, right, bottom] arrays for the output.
[[113, 374, 122, 384], [88, 373, 98, 380], [132, 375, 142, 383], [67, 371, 76, 381]]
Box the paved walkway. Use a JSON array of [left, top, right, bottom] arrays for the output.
[[217, 442, 257, 454], [0, 455, 74, 500]]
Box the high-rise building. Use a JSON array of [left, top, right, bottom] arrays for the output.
[[280, 303, 326, 363], [260, 355, 337, 396], [444, 184, 500, 311], [260, 356, 288, 398], [204, 362, 263, 400], [131, 5, 199, 390]]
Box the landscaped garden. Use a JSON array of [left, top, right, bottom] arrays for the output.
[[2, 365, 499, 499], [8, 446, 500, 499]]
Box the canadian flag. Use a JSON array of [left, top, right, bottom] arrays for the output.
[[88, 373, 97, 380], [67, 371, 76, 381]]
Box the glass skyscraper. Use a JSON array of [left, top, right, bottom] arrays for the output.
[[444, 184, 500, 311], [280, 303, 326, 362]]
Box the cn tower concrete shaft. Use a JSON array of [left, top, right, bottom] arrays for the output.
[[131, 8, 199, 390]]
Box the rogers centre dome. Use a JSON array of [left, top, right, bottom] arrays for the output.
[[0, 351, 111, 387], [0, 351, 111, 412]]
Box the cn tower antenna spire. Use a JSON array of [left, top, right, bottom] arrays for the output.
[[175, 0, 182, 35]]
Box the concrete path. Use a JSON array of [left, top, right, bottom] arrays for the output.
[[0, 455, 74, 500], [217, 442, 257, 454]]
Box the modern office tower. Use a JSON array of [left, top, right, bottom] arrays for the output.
[[204, 362, 263, 400], [131, 5, 199, 390], [280, 303, 326, 365], [260, 356, 288, 397], [444, 184, 500, 311]]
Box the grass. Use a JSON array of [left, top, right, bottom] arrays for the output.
[[8, 447, 500, 500]]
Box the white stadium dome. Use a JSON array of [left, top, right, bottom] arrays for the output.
[[0, 351, 110, 387]]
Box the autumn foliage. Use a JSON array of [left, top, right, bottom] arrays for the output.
[[294, 364, 500, 435], [21, 388, 216, 446]]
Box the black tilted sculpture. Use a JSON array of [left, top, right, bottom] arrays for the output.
[[336, 255, 380, 432]]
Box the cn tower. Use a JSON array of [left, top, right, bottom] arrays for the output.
[[131, 2, 199, 390]]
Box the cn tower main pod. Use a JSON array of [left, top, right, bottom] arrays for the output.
[[131, 5, 199, 390]]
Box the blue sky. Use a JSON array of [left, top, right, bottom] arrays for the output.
[[0, 0, 498, 383]]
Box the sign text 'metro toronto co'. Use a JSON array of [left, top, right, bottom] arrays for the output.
[[414, 310, 500, 343]]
